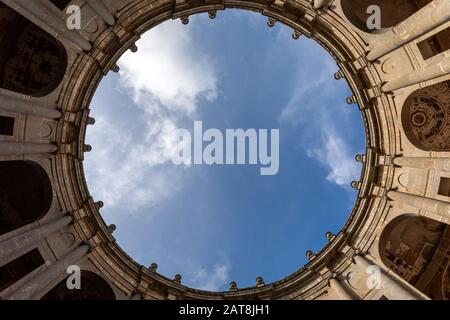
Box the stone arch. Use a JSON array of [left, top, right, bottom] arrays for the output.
[[379, 215, 450, 299], [41, 271, 116, 300], [0, 3, 67, 96], [340, 0, 433, 33], [0, 161, 53, 235], [401, 80, 450, 152]]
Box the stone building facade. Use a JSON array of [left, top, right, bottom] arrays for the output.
[[0, 0, 449, 300]]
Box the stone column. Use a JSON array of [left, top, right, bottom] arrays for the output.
[[1, 0, 92, 51], [382, 53, 450, 92], [354, 255, 424, 300], [313, 0, 332, 9], [0, 142, 57, 155], [329, 278, 355, 300], [388, 191, 450, 218], [0, 94, 61, 119], [393, 157, 450, 172], [367, 0, 450, 61], [6, 245, 89, 300], [86, 0, 115, 26], [0, 216, 72, 267]]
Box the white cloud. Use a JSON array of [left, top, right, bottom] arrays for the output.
[[85, 21, 218, 217], [84, 113, 187, 213], [118, 22, 218, 114], [306, 133, 360, 186], [230, 9, 263, 31], [278, 38, 361, 189], [190, 263, 230, 291]]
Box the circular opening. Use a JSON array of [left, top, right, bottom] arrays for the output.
[[85, 11, 365, 291]]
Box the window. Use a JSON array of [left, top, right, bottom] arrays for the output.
[[418, 27, 450, 60], [438, 177, 450, 197], [0, 116, 14, 136]]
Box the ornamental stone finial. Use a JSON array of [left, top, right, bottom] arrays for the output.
[[229, 281, 238, 291], [84, 144, 92, 152], [149, 263, 158, 272], [108, 224, 116, 233], [130, 43, 138, 53], [292, 30, 302, 40], [267, 17, 276, 27], [346, 96, 357, 105], [181, 16, 189, 25], [355, 154, 364, 163], [256, 277, 265, 287], [306, 250, 316, 261], [208, 11, 216, 19], [87, 117, 96, 125], [95, 201, 104, 209], [111, 64, 120, 73], [351, 181, 360, 190], [334, 70, 344, 80], [325, 231, 335, 242], [174, 274, 182, 284]]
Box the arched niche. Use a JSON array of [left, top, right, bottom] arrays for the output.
[[379, 215, 450, 300], [340, 0, 432, 33], [0, 3, 67, 97], [401, 80, 450, 152], [41, 271, 116, 300], [0, 161, 53, 235]]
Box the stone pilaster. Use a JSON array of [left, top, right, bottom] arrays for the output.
[[0, 216, 72, 267], [388, 191, 450, 219], [393, 157, 450, 172], [354, 255, 425, 300], [0, 142, 58, 155], [0, 93, 61, 119], [383, 53, 450, 92], [6, 245, 89, 300], [367, 0, 450, 61]]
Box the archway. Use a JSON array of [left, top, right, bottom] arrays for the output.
[[0, 3, 68, 96], [0, 161, 53, 235], [379, 215, 450, 299], [340, 0, 433, 33], [41, 271, 116, 300]]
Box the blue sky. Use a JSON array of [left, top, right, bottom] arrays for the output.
[[84, 10, 365, 291]]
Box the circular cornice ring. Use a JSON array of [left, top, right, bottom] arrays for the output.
[[54, 0, 397, 299]]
